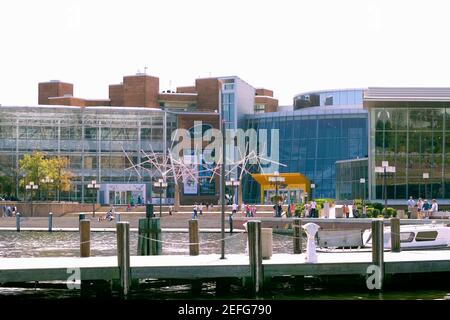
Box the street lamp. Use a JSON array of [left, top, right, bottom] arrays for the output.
[[423, 173, 429, 199], [153, 178, 168, 217], [375, 161, 396, 216], [87, 180, 100, 217], [41, 176, 54, 201], [225, 178, 240, 204], [360, 178, 366, 204], [25, 181, 39, 217], [268, 171, 285, 202]]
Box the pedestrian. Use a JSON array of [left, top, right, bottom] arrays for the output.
[[169, 205, 173, 216], [344, 204, 349, 218], [417, 198, 423, 214], [232, 202, 237, 215], [304, 203, 310, 218], [430, 199, 438, 218], [251, 204, 256, 217], [241, 203, 246, 216], [362, 205, 367, 218], [407, 196, 415, 219], [228, 212, 234, 233], [192, 203, 198, 219], [352, 204, 359, 218], [245, 204, 251, 217], [310, 200, 317, 218], [199, 203, 203, 215], [422, 199, 430, 218], [2, 205, 6, 217]]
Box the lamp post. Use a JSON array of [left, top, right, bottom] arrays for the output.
[[153, 178, 168, 217], [87, 180, 100, 218], [225, 178, 240, 204], [360, 178, 366, 205], [25, 182, 38, 217], [310, 183, 316, 201], [375, 161, 396, 216], [269, 171, 285, 202], [423, 173, 429, 200], [220, 118, 226, 259]]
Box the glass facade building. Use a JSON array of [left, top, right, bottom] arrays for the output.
[[365, 88, 450, 201], [244, 103, 368, 202], [335, 158, 368, 201], [294, 89, 363, 110], [0, 105, 177, 203]]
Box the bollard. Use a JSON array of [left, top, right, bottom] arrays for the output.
[[79, 213, 85, 221], [293, 218, 302, 254], [302, 223, 320, 263], [116, 221, 131, 297], [80, 219, 90, 257], [189, 219, 199, 256], [116, 212, 121, 222], [16, 213, 20, 232], [247, 220, 263, 295], [137, 217, 161, 255], [390, 217, 400, 252], [48, 212, 53, 232], [372, 219, 384, 290]]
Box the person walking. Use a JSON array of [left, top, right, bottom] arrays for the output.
[[430, 199, 438, 218], [251, 204, 256, 217], [422, 199, 430, 218], [192, 203, 198, 219], [245, 204, 251, 217], [232, 202, 237, 215], [199, 203, 203, 216], [407, 196, 415, 219], [310, 200, 317, 218], [169, 205, 173, 216]]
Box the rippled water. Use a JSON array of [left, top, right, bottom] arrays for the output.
[[0, 231, 449, 300], [0, 231, 295, 257]]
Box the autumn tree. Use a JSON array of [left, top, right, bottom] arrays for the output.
[[19, 152, 73, 201]]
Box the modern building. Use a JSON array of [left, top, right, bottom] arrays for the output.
[[0, 73, 279, 205], [365, 87, 450, 203], [244, 91, 368, 203]]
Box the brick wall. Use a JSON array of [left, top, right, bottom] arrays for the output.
[[196, 78, 220, 111], [255, 88, 274, 97], [255, 96, 278, 113], [176, 86, 197, 94], [48, 96, 86, 107], [123, 75, 159, 108], [38, 81, 73, 105], [109, 84, 124, 106]]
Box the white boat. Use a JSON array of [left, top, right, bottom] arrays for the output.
[[363, 223, 450, 250]]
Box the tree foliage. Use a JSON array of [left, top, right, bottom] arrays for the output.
[[19, 152, 73, 200]]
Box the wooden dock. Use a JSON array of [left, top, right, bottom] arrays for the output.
[[1, 250, 450, 284]]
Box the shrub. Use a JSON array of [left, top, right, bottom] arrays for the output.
[[382, 207, 397, 218], [371, 202, 384, 211]]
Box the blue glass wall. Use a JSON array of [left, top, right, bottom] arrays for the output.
[[294, 89, 363, 110], [244, 108, 368, 202]]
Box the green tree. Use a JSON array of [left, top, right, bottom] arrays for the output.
[[19, 152, 73, 201], [0, 172, 14, 197]]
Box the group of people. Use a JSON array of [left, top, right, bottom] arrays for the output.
[[1, 205, 17, 217], [407, 196, 438, 219], [302, 201, 318, 218]]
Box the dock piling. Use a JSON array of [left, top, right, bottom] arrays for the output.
[[189, 219, 199, 256], [79, 219, 90, 257], [138, 217, 161, 255], [48, 212, 53, 232], [293, 218, 302, 254], [16, 213, 20, 232], [247, 220, 263, 295], [116, 221, 131, 297], [372, 219, 384, 290], [390, 217, 400, 253]]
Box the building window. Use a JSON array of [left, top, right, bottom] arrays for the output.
[[254, 104, 265, 114], [223, 83, 234, 91]]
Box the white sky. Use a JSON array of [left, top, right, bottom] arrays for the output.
[[1, 0, 450, 106]]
